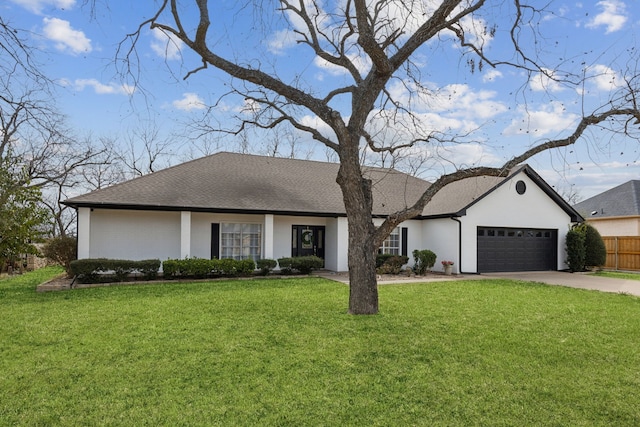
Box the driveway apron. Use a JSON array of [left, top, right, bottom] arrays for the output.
[[481, 271, 640, 297]]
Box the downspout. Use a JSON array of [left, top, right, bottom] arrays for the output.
[[450, 216, 473, 275]]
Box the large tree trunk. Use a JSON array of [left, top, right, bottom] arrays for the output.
[[337, 153, 379, 315], [346, 227, 379, 315]]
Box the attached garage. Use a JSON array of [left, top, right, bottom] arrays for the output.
[[477, 227, 558, 272]]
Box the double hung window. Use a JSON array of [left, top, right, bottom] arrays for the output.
[[220, 223, 262, 260]]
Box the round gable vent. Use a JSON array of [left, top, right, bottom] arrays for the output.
[[516, 180, 526, 195]]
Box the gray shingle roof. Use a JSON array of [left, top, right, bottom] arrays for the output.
[[573, 180, 640, 218], [422, 175, 503, 216], [64, 152, 430, 217], [64, 152, 581, 221]]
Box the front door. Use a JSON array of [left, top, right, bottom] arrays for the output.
[[292, 225, 325, 259]]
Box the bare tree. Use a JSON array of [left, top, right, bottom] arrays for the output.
[[121, 1, 640, 314], [0, 19, 111, 238], [117, 123, 175, 178]]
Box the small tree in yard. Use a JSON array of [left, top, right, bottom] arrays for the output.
[[42, 236, 78, 277], [116, 1, 640, 313], [0, 156, 50, 271]]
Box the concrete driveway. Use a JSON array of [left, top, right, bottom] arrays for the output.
[[481, 271, 640, 297], [317, 270, 640, 297]]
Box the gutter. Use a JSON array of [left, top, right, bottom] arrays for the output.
[[450, 216, 474, 275]]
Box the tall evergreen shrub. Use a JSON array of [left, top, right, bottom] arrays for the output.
[[566, 227, 586, 272]]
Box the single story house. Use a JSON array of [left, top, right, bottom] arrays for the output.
[[63, 152, 583, 273], [573, 180, 640, 236]]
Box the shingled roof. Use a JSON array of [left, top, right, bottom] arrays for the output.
[[64, 152, 581, 221], [423, 164, 582, 222], [573, 180, 640, 218], [63, 152, 430, 217]]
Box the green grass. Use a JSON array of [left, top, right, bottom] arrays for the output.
[[2, 269, 640, 426], [593, 270, 640, 281]]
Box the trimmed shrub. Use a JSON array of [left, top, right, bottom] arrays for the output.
[[162, 257, 255, 279], [256, 259, 277, 276], [377, 255, 409, 275], [42, 236, 77, 277], [583, 224, 607, 268], [277, 257, 293, 274], [291, 256, 324, 274], [412, 249, 437, 275], [376, 253, 395, 268], [237, 259, 257, 275], [566, 227, 586, 272], [70, 258, 161, 283], [566, 223, 607, 272], [277, 256, 323, 274]]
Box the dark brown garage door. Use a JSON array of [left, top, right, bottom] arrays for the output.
[[477, 227, 557, 273]]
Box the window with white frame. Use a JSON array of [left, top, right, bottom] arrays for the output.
[[220, 223, 262, 261], [379, 227, 400, 255]]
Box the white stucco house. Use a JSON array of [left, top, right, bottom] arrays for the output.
[[63, 152, 583, 273]]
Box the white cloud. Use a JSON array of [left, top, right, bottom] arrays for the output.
[[266, 29, 298, 55], [391, 81, 507, 120], [482, 69, 502, 83], [585, 0, 628, 33], [503, 102, 579, 136], [42, 17, 91, 55], [10, 0, 75, 14], [172, 93, 206, 111], [150, 28, 184, 60], [313, 52, 371, 77], [530, 68, 564, 93], [585, 64, 623, 91], [74, 79, 135, 95]]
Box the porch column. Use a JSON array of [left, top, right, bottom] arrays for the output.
[[336, 217, 349, 271], [264, 214, 274, 259], [77, 207, 91, 259], [180, 211, 191, 259]]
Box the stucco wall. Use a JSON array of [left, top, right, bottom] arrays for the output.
[[88, 209, 181, 260], [422, 218, 460, 274], [586, 217, 640, 237], [459, 174, 573, 273]]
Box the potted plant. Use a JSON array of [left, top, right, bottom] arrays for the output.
[[441, 260, 454, 275]]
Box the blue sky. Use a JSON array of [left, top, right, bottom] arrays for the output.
[[4, 0, 640, 200]]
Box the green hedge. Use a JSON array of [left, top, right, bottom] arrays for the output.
[[161, 257, 256, 279], [277, 256, 324, 275], [256, 259, 277, 276], [376, 255, 409, 274], [70, 259, 161, 283]]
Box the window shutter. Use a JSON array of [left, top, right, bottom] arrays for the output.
[[401, 227, 408, 257], [211, 223, 220, 259]]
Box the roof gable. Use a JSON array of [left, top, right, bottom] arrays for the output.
[[423, 165, 583, 222], [573, 180, 640, 218]]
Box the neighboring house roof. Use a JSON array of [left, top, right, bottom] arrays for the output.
[[64, 152, 582, 221], [573, 180, 640, 218]]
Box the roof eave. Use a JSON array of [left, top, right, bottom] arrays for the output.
[[62, 201, 348, 218]]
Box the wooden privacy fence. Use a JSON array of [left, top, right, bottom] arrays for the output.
[[602, 237, 640, 271]]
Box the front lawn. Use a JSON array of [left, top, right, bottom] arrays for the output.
[[1, 268, 639, 425]]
